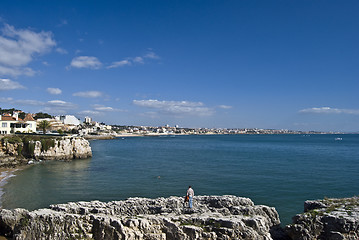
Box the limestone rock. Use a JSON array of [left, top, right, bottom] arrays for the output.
[[34, 137, 92, 160], [286, 196, 359, 240], [0, 195, 281, 240], [0, 136, 92, 167]]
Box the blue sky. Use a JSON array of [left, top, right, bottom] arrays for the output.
[[0, 1, 358, 132]]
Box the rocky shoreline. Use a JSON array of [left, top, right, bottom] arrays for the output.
[[0, 136, 92, 167], [0, 195, 357, 239]]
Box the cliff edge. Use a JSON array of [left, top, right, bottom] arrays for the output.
[[286, 196, 359, 240], [0, 135, 92, 167], [0, 195, 358, 239], [0, 195, 281, 239]]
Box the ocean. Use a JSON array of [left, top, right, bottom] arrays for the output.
[[1, 134, 358, 225]]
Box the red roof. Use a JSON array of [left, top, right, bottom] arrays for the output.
[[1, 115, 24, 121], [23, 113, 35, 121], [1, 116, 17, 121]]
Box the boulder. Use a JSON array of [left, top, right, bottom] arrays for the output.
[[286, 196, 359, 240]]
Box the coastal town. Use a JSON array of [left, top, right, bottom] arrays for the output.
[[0, 108, 336, 138]]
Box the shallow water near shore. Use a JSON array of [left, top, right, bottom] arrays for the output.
[[1, 134, 358, 225]]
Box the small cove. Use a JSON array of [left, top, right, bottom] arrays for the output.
[[1, 134, 358, 225]]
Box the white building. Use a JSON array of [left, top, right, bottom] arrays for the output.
[[0, 113, 36, 134], [84, 116, 92, 124], [56, 115, 81, 126]]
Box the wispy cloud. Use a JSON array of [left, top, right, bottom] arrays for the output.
[[0, 97, 77, 114], [144, 51, 160, 59], [78, 110, 100, 116], [57, 19, 68, 27], [299, 107, 359, 115], [0, 78, 25, 90], [73, 91, 103, 98], [46, 87, 62, 95], [92, 104, 123, 112], [107, 60, 131, 69], [218, 105, 232, 109], [133, 99, 214, 117], [0, 23, 56, 77], [69, 56, 102, 69], [107, 51, 160, 69], [56, 47, 68, 54], [46, 100, 76, 109]]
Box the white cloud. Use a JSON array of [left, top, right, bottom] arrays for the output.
[[92, 104, 123, 112], [78, 110, 100, 116], [46, 87, 62, 95], [0, 97, 13, 102], [56, 47, 68, 54], [0, 78, 25, 90], [0, 97, 77, 115], [73, 91, 103, 98], [133, 99, 214, 117], [107, 60, 131, 69], [218, 105, 232, 109], [0, 65, 36, 76], [14, 99, 43, 106], [144, 51, 160, 59], [47, 100, 76, 109], [69, 56, 102, 69], [0, 97, 76, 110], [108, 51, 160, 69], [133, 56, 144, 64], [299, 107, 359, 115], [0, 23, 56, 76]]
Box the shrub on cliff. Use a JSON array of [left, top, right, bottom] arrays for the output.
[[40, 139, 55, 152], [1, 135, 59, 156]]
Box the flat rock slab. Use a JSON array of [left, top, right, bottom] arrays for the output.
[[0, 195, 281, 240]]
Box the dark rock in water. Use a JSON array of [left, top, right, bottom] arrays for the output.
[[286, 196, 359, 240], [0, 195, 281, 239]]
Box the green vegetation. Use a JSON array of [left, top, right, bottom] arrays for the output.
[[34, 112, 52, 120], [40, 138, 55, 151], [305, 197, 359, 218], [18, 112, 26, 120], [1, 135, 22, 144], [0, 108, 21, 115], [38, 120, 51, 134], [1, 135, 60, 157]]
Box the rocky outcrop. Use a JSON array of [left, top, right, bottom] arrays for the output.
[[0, 195, 281, 239], [286, 196, 359, 240], [0, 136, 92, 167], [33, 137, 92, 160]]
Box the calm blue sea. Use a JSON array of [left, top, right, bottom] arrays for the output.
[[1, 134, 358, 225]]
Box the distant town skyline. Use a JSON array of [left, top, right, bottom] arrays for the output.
[[0, 1, 358, 132]]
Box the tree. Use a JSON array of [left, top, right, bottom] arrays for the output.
[[38, 120, 51, 134], [34, 112, 52, 120], [18, 112, 26, 119]]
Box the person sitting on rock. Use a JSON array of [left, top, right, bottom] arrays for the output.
[[186, 186, 194, 208]]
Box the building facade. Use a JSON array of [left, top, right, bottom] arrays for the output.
[[0, 113, 36, 134]]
